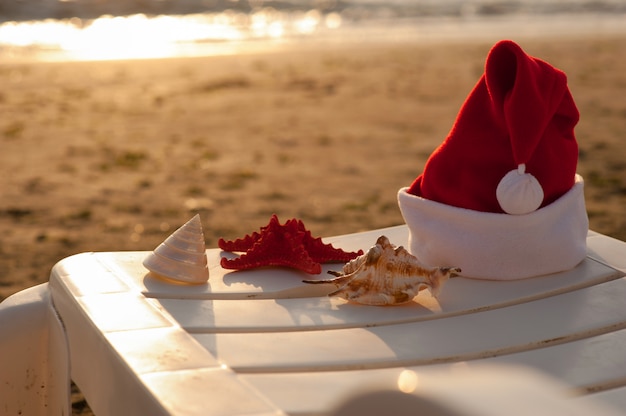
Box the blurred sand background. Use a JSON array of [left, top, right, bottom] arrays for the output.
[[1, 31, 626, 415], [2, 35, 626, 304]]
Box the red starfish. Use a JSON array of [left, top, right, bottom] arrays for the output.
[[293, 219, 364, 263], [219, 215, 363, 274], [217, 231, 260, 252]]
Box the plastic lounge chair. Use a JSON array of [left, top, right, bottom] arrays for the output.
[[0, 283, 70, 416]]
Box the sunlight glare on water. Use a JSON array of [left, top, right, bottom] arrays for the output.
[[2, 1, 626, 62], [0, 9, 343, 61]]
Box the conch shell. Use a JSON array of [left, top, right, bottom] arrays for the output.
[[304, 235, 460, 305], [143, 214, 209, 284]]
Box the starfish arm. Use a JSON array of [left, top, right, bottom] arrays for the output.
[[218, 232, 261, 252], [296, 220, 363, 263], [221, 252, 321, 274]]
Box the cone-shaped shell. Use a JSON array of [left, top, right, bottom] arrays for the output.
[[143, 214, 209, 284]]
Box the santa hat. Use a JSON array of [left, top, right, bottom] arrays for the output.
[[397, 40, 588, 280]]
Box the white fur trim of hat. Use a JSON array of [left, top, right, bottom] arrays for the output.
[[397, 175, 588, 280]]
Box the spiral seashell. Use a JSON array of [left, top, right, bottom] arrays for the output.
[[304, 235, 460, 305], [143, 214, 209, 284]]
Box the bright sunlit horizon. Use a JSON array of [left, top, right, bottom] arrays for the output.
[[2, 1, 626, 62], [0, 9, 343, 61]]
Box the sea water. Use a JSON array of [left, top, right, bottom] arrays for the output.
[[1, 0, 625, 61]]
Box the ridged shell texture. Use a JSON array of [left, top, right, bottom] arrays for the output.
[[143, 214, 209, 284]]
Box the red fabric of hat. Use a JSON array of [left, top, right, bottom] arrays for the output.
[[407, 40, 580, 214]]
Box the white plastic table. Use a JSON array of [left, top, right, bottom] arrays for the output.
[[48, 225, 626, 415]]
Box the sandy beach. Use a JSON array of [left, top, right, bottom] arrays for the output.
[[1, 33, 626, 414], [2, 34, 626, 302]]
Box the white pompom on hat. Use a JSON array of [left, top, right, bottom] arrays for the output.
[[397, 40, 588, 280], [496, 164, 544, 215]]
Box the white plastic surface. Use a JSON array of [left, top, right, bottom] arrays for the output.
[[0, 283, 70, 416], [240, 329, 626, 415], [47, 226, 626, 416], [49, 257, 283, 416], [190, 277, 626, 372], [151, 258, 619, 333], [329, 365, 624, 416]]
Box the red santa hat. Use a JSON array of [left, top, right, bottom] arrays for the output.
[[397, 40, 588, 280]]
